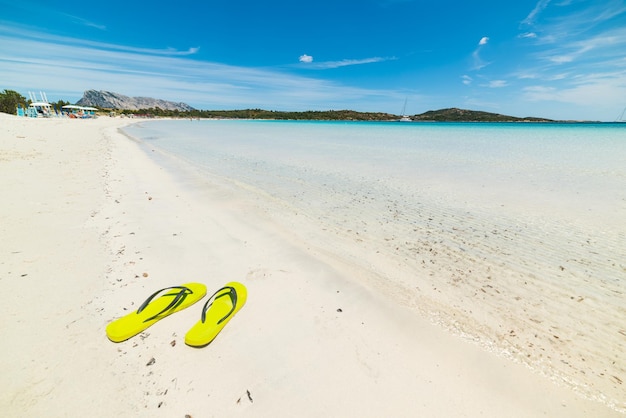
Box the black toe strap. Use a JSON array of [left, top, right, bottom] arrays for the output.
[[137, 285, 194, 322], [201, 286, 237, 325]]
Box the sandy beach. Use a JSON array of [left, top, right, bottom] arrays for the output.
[[1, 113, 623, 417]]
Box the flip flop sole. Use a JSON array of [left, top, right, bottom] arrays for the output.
[[185, 282, 247, 347], [106, 282, 207, 343]]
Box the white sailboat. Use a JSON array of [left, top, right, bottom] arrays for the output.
[[398, 98, 411, 122]]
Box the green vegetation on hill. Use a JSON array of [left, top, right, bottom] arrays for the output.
[[0, 89, 27, 114], [119, 108, 396, 121], [116, 107, 551, 122], [118, 106, 554, 122], [413, 108, 553, 122]]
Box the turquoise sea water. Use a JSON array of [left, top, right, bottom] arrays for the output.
[[125, 120, 625, 223], [123, 120, 626, 410]]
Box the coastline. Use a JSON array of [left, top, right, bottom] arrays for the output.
[[0, 113, 622, 417]]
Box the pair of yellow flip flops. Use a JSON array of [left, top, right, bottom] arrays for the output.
[[105, 282, 247, 347]]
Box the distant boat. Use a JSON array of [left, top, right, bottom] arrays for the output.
[[398, 98, 411, 122], [616, 106, 626, 122]]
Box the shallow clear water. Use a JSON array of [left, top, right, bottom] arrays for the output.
[[124, 119, 626, 410], [125, 120, 626, 222]]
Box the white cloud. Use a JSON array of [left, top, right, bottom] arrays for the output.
[[514, 71, 538, 80], [486, 80, 508, 88], [301, 56, 396, 70], [471, 37, 491, 70], [299, 54, 313, 63], [0, 24, 404, 112], [471, 50, 490, 70], [514, 1, 626, 117], [1, 24, 200, 57], [519, 32, 537, 39], [522, 0, 552, 26], [522, 70, 626, 110], [536, 26, 626, 67], [524, 1, 626, 46], [524, 85, 554, 94], [547, 73, 569, 80], [548, 54, 574, 64], [462, 75, 472, 85], [60, 13, 106, 30]]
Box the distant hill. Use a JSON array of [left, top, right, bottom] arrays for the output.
[[76, 90, 195, 111], [71, 92, 552, 121], [412, 108, 553, 122]]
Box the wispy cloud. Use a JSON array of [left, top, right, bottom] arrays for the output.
[[0, 24, 401, 111], [3, 23, 200, 57], [1, 3, 108, 31], [521, 0, 552, 26], [471, 36, 491, 70], [513, 0, 626, 113], [536, 26, 626, 66], [519, 32, 537, 39], [519, 0, 626, 81], [299, 54, 314, 63], [522, 69, 626, 107], [484, 80, 508, 88], [299, 56, 397, 70], [521, 0, 626, 43], [60, 13, 106, 30], [461, 75, 472, 85]]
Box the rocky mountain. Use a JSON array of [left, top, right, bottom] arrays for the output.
[[75, 90, 195, 111]]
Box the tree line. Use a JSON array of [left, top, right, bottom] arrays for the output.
[[0, 89, 397, 120], [118, 107, 397, 121], [0, 89, 72, 114]]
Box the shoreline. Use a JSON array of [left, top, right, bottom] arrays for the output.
[[1, 114, 622, 416], [125, 118, 625, 413]]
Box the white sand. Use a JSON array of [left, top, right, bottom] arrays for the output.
[[0, 113, 622, 417]]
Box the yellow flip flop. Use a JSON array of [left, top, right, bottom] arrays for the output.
[[185, 282, 247, 347], [106, 283, 207, 343]]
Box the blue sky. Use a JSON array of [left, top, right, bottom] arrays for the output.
[[1, 0, 625, 120]]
